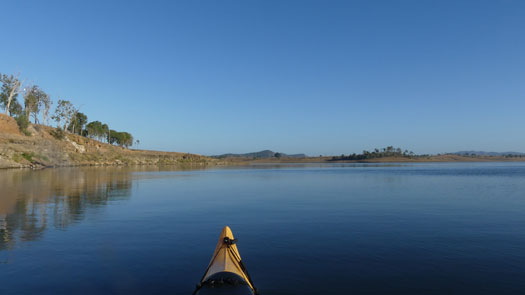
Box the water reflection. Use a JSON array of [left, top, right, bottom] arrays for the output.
[[0, 167, 138, 250]]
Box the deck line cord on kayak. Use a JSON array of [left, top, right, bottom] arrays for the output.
[[193, 238, 259, 295], [193, 248, 223, 295], [228, 247, 259, 295]]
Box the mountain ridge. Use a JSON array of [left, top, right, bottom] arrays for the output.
[[212, 150, 306, 159]]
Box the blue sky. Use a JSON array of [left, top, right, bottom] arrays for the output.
[[1, 0, 524, 155]]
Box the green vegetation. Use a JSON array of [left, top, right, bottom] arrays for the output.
[[331, 146, 419, 161], [85, 121, 108, 141], [38, 154, 49, 161], [21, 152, 35, 162], [0, 74, 23, 117], [0, 72, 136, 149], [15, 113, 30, 135], [49, 128, 65, 140], [67, 112, 88, 135], [24, 85, 51, 124], [12, 152, 36, 163], [109, 130, 133, 148]]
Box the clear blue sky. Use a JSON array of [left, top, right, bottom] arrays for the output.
[[1, 0, 524, 155]]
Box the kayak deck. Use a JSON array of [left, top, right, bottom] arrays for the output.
[[194, 226, 257, 295]]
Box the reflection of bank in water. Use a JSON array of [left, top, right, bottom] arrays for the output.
[[0, 214, 11, 251], [0, 214, 6, 237], [0, 167, 135, 251], [0, 215, 5, 230]]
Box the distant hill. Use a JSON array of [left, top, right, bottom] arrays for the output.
[[212, 150, 306, 159], [452, 151, 525, 156]]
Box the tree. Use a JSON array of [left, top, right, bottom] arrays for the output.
[[41, 93, 52, 126], [109, 130, 133, 148], [8, 100, 23, 117], [52, 100, 76, 130], [67, 112, 88, 135], [102, 123, 109, 143], [23, 85, 49, 124], [85, 121, 105, 141], [15, 113, 30, 133], [0, 73, 23, 117], [120, 132, 133, 148], [275, 152, 282, 159], [109, 129, 118, 145]]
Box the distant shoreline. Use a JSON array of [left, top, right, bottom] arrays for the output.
[[215, 154, 525, 165]]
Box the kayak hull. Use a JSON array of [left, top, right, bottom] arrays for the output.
[[195, 271, 254, 295], [194, 226, 257, 295]]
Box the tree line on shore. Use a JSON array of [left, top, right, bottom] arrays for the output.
[[0, 72, 136, 148], [331, 146, 419, 161]]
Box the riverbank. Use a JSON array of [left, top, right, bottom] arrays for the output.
[[0, 114, 212, 169]]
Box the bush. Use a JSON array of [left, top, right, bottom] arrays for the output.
[[13, 152, 35, 163], [21, 152, 35, 162], [50, 128, 65, 140], [15, 114, 30, 134]]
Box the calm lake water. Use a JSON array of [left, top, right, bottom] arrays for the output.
[[1, 163, 525, 294]]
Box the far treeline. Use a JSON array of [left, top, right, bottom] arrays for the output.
[[331, 146, 421, 161], [331, 146, 525, 161], [0, 73, 137, 148]]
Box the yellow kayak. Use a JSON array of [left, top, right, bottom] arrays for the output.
[[194, 226, 258, 295]]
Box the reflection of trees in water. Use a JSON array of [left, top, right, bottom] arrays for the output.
[[0, 168, 133, 250]]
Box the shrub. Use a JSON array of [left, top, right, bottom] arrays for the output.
[[38, 154, 49, 161], [50, 128, 65, 140], [15, 114, 30, 134], [13, 152, 35, 163], [21, 152, 35, 162]]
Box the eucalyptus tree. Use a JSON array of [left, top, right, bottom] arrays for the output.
[[52, 100, 76, 130], [41, 93, 52, 126], [7, 100, 23, 117], [120, 132, 133, 148], [0, 73, 23, 116], [85, 121, 103, 140], [68, 112, 88, 135], [102, 123, 109, 142], [108, 130, 133, 148], [24, 85, 49, 124]]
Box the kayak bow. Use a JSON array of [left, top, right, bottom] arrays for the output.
[[194, 226, 257, 295]]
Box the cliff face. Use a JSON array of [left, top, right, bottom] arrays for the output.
[[0, 118, 212, 169]]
